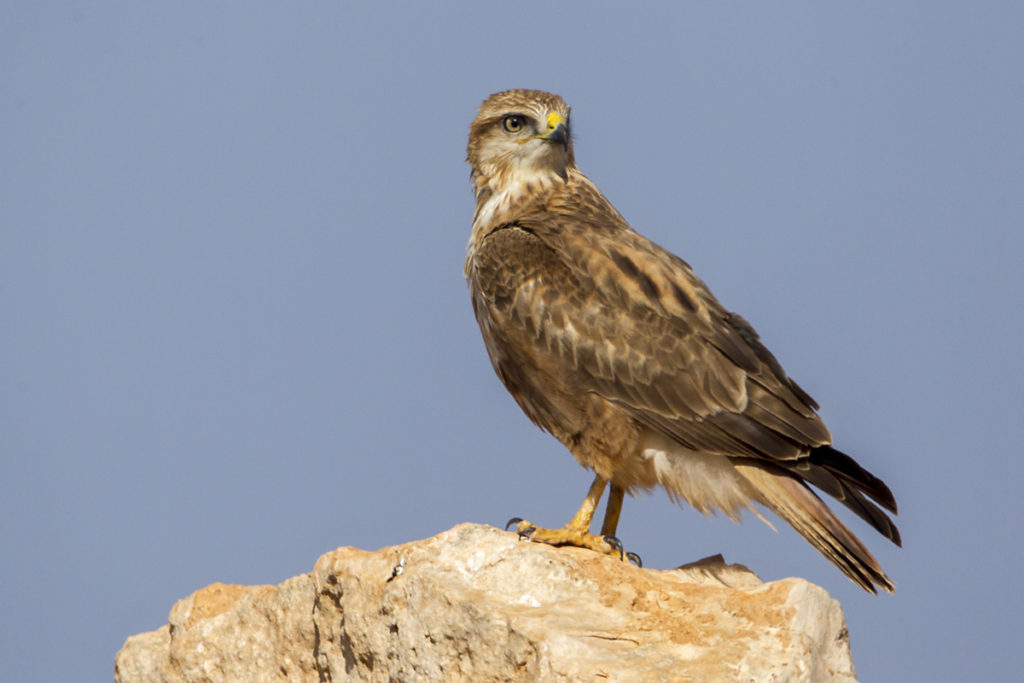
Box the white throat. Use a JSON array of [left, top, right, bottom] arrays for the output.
[[471, 166, 560, 238]]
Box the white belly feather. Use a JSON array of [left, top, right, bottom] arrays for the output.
[[638, 430, 771, 526]]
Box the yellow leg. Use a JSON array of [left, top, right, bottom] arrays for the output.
[[566, 474, 608, 532], [507, 475, 620, 556], [600, 484, 625, 537]]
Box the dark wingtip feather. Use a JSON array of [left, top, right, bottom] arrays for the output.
[[810, 445, 898, 514], [796, 463, 902, 547]]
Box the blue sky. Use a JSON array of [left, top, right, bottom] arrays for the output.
[[2, 3, 1022, 680]]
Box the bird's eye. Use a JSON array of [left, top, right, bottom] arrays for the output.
[[502, 115, 525, 133]]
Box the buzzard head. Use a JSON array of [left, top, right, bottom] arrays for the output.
[[467, 89, 576, 184]]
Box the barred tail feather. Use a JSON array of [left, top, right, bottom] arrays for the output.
[[734, 462, 895, 594]]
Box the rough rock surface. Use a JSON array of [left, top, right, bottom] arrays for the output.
[[115, 523, 857, 682]]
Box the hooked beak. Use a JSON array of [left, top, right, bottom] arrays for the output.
[[539, 112, 569, 146]]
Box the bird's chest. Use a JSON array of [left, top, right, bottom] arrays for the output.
[[468, 231, 633, 455], [466, 228, 569, 381], [467, 244, 558, 400]]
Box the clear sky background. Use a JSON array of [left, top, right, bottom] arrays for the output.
[[2, 3, 1021, 681]]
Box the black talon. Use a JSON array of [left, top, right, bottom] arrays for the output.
[[505, 517, 535, 540], [603, 535, 624, 560], [626, 551, 643, 568]]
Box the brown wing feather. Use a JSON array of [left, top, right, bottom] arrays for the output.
[[501, 181, 832, 462]]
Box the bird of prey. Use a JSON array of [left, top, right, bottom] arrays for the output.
[[464, 89, 900, 593]]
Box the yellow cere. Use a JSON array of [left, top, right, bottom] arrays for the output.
[[517, 111, 566, 144]]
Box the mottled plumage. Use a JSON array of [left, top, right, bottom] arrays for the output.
[[464, 89, 899, 593]]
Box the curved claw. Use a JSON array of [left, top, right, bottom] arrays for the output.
[[626, 551, 643, 568], [603, 535, 624, 560], [505, 517, 536, 540]]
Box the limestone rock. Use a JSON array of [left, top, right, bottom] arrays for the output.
[[116, 523, 857, 682], [115, 577, 318, 683]]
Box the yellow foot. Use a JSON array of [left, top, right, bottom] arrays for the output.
[[505, 517, 642, 566]]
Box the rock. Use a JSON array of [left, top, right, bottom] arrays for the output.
[[115, 523, 857, 682], [115, 578, 318, 683]]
